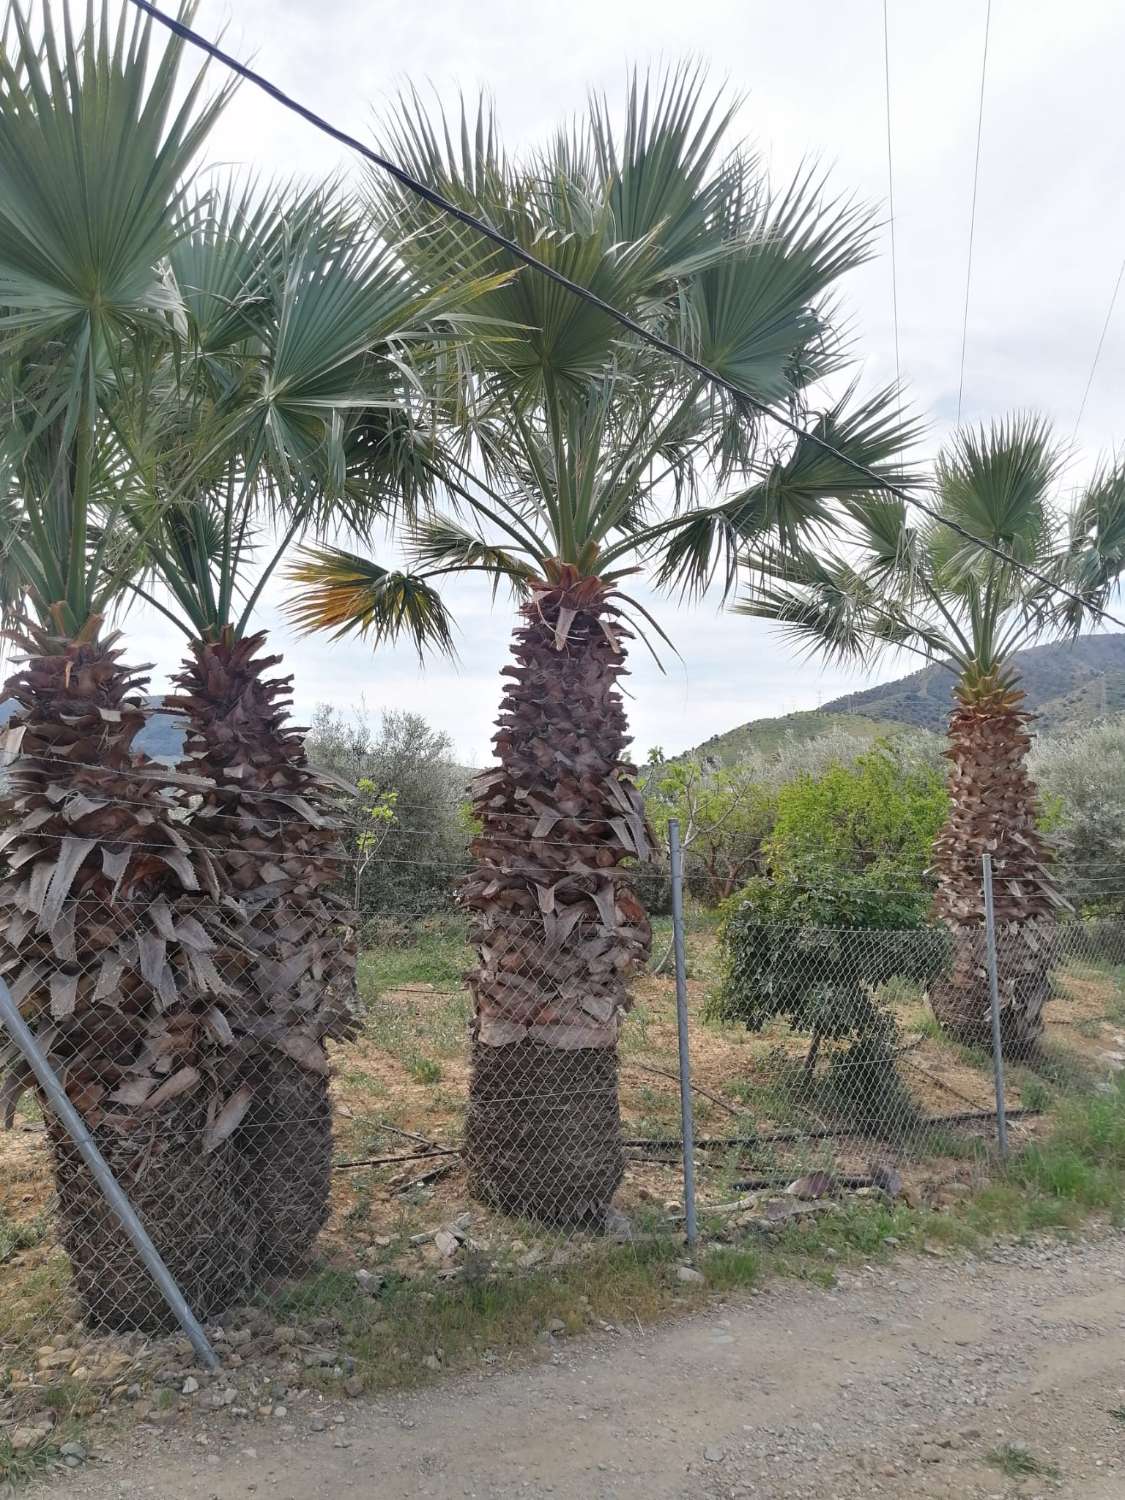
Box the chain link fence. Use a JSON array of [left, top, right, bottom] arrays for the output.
[[3, 813, 1124, 1469]]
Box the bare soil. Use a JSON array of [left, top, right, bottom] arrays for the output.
[[55, 1229, 1125, 1500]]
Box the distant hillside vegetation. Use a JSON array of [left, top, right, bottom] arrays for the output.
[[819, 633, 1125, 736], [682, 634, 1125, 763], [688, 709, 898, 767]]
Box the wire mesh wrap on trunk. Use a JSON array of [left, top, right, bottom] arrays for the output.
[[240, 1052, 333, 1277], [465, 1039, 624, 1226], [460, 570, 653, 1225], [47, 1098, 256, 1331], [168, 628, 359, 1274], [930, 681, 1066, 1054]]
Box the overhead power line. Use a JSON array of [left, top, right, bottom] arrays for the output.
[[1072, 251, 1125, 442], [882, 0, 901, 395], [126, 0, 1125, 634], [956, 0, 992, 426]]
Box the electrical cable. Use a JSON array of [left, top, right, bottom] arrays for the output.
[[1072, 251, 1125, 442], [956, 0, 992, 426], [882, 0, 902, 397]]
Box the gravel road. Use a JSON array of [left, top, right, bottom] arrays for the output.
[[54, 1231, 1125, 1500]]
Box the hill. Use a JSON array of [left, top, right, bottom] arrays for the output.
[[819, 633, 1125, 736], [687, 709, 900, 767], [683, 633, 1125, 764]]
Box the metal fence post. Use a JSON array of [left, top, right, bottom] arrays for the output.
[[0, 979, 220, 1370], [668, 819, 698, 1247], [981, 852, 1009, 1160]]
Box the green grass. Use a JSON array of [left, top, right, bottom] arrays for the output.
[[356, 969, 469, 1085], [357, 923, 471, 993], [259, 1080, 1125, 1406], [0, 1209, 46, 1265], [985, 1443, 1060, 1480], [259, 1237, 711, 1394]]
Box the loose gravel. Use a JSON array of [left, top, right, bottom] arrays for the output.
[[44, 1230, 1125, 1500]]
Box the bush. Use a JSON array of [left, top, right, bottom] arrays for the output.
[[1032, 718, 1125, 913], [708, 743, 949, 1106], [306, 705, 470, 917]]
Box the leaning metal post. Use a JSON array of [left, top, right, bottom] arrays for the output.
[[668, 819, 698, 1247], [981, 852, 1009, 1159], [0, 978, 220, 1370]]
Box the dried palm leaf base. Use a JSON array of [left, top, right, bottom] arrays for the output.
[[48, 1101, 255, 1331], [240, 1053, 332, 1276], [170, 630, 359, 1270], [931, 679, 1065, 1054], [930, 920, 1058, 1058], [464, 1039, 624, 1227], [461, 571, 653, 1226]]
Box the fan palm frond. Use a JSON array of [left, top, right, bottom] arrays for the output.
[[283, 544, 457, 661]]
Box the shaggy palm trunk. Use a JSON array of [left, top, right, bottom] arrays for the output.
[[168, 629, 358, 1275], [0, 625, 255, 1328], [460, 568, 652, 1226], [930, 678, 1064, 1056]]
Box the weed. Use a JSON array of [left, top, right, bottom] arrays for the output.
[[0, 1210, 46, 1265], [406, 1057, 443, 1085], [985, 1442, 1059, 1480], [1020, 1076, 1053, 1113]]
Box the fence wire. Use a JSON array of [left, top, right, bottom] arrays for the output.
[[2, 822, 1124, 1467]]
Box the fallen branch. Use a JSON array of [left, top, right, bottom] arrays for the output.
[[394, 1160, 458, 1194], [622, 1107, 1042, 1154], [333, 1146, 461, 1171], [626, 1063, 743, 1119], [378, 1122, 443, 1149]]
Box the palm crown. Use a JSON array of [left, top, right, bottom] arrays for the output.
[[0, 0, 232, 642], [743, 415, 1125, 699], [284, 69, 919, 642]]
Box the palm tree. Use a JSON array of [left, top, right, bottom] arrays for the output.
[[118, 180, 497, 1273], [0, 1, 262, 1326], [744, 415, 1125, 1053], [285, 72, 914, 1225]]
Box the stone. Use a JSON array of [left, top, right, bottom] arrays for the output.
[[182, 1377, 199, 1396], [9, 1424, 51, 1454], [677, 1265, 705, 1285], [344, 1377, 364, 1399], [703, 1446, 725, 1463], [434, 1230, 461, 1260], [546, 1318, 566, 1335]]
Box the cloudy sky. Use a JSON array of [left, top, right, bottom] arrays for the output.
[[125, 0, 1125, 763]]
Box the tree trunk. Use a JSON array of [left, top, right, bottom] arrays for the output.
[[167, 628, 358, 1275], [929, 680, 1064, 1056], [0, 624, 255, 1328], [460, 568, 652, 1226]]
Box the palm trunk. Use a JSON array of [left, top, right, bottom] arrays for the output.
[[930, 679, 1063, 1056], [167, 628, 358, 1275], [460, 568, 652, 1226], [0, 624, 255, 1328]]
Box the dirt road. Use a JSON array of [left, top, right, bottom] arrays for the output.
[[61, 1232, 1125, 1500]]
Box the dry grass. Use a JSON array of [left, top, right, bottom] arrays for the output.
[[6, 932, 1123, 1328]]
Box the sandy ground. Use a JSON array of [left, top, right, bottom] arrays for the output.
[[53, 1230, 1125, 1500]]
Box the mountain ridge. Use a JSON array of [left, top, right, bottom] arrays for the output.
[[686, 632, 1125, 765]]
